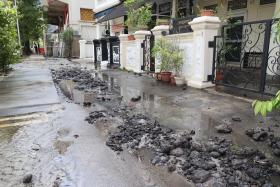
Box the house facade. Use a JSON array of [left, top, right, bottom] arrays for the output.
[[116, 0, 280, 95], [94, 0, 122, 38], [43, 0, 96, 58]]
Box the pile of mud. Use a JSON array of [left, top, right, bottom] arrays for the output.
[[246, 127, 280, 157], [51, 67, 107, 91], [86, 111, 280, 186], [54, 67, 280, 186]]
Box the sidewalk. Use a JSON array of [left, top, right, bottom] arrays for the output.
[[0, 56, 60, 116]]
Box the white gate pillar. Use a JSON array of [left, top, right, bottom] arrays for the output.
[[119, 34, 128, 69], [189, 16, 221, 88], [151, 25, 170, 73], [79, 40, 86, 59], [133, 30, 151, 73]]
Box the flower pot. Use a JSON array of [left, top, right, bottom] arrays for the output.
[[200, 9, 215, 16], [170, 75, 176, 85], [160, 72, 172, 82], [154, 72, 162, 81], [216, 70, 223, 81], [128, 35, 135, 41], [174, 76, 185, 86]]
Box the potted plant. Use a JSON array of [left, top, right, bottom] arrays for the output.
[[137, 4, 152, 30], [63, 27, 74, 59], [124, 0, 138, 40], [152, 38, 173, 82], [153, 72, 161, 81], [171, 43, 184, 86], [215, 45, 235, 81], [124, 0, 152, 39], [200, 9, 215, 16]]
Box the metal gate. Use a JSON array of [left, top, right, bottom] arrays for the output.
[[45, 33, 65, 58], [111, 41, 120, 64], [142, 34, 155, 72], [212, 18, 280, 95]]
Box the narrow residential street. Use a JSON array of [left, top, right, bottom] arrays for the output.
[[0, 56, 280, 187]]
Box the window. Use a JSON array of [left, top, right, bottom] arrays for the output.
[[80, 8, 94, 21], [159, 2, 171, 14], [177, 0, 192, 18], [178, 0, 188, 8], [260, 0, 276, 5], [228, 0, 247, 10]]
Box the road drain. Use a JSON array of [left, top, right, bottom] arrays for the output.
[[0, 112, 48, 128]]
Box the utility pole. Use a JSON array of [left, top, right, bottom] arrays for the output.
[[14, 0, 21, 46]]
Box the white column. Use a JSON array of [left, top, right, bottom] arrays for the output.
[[133, 30, 151, 73], [79, 40, 86, 59], [189, 16, 221, 89], [119, 34, 128, 69], [151, 25, 170, 73], [96, 24, 101, 39]]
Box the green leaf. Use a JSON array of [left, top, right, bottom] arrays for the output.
[[267, 101, 273, 112], [254, 101, 262, 116], [260, 103, 267, 117]]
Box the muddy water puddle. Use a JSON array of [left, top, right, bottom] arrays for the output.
[[0, 126, 20, 142], [58, 69, 280, 185], [0, 112, 49, 146], [60, 70, 280, 160]]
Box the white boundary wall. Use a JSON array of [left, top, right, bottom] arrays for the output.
[[119, 31, 151, 73], [119, 16, 221, 89], [79, 40, 94, 59]]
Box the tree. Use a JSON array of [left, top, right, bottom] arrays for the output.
[[18, 0, 44, 55], [0, 1, 20, 72], [63, 27, 74, 59]]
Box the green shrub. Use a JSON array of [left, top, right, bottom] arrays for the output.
[[63, 27, 74, 58], [152, 38, 183, 73], [0, 1, 20, 72], [124, 0, 152, 30]]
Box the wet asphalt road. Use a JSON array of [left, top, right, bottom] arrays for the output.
[[0, 57, 181, 187], [0, 56, 279, 186]]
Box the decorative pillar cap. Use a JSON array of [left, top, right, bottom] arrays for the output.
[[151, 25, 170, 36], [119, 34, 129, 41], [134, 30, 151, 35], [79, 40, 87, 44], [151, 25, 170, 32], [189, 16, 221, 30], [189, 16, 221, 25], [134, 30, 151, 40]]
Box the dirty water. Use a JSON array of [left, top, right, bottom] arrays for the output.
[[57, 67, 280, 185], [1, 59, 279, 186], [61, 69, 280, 160]]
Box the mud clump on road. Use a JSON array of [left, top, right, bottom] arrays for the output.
[[103, 112, 280, 186], [51, 67, 108, 91], [22, 174, 33, 184], [85, 111, 108, 124], [53, 67, 280, 186], [215, 124, 232, 133], [246, 127, 280, 157]]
